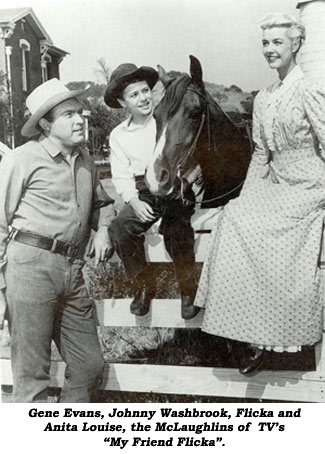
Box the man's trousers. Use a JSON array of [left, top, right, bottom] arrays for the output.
[[5, 240, 104, 403]]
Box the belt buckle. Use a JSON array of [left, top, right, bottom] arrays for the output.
[[67, 244, 79, 262], [8, 228, 18, 241]]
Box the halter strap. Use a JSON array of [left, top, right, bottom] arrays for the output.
[[171, 86, 253, 207], [178, 87, 210, 170]]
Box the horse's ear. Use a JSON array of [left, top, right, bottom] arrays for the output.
[[189, 55, 204, 88], [157, 65, 171, 87]]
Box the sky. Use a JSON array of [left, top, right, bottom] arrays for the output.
[[1, 0, 301, 92]]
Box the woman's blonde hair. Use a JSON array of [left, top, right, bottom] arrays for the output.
[[260, 12, 306, 45]]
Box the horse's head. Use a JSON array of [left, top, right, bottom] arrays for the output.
[[146, 56, 207, 196]]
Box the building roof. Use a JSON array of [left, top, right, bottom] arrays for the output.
[[48, 44, 69, 58], [0, 7, 31, 23], [0, 7, 68, 56], [0, 7, 51, 41], [297, 0, 318, 7]]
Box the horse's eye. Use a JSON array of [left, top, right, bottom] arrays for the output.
[[188, 110, 201, 120]]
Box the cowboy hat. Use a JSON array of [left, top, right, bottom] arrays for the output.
[[104, 63, 158, 108], [21, 78, 88, 138]]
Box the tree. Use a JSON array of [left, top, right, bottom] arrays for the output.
[[66, 79, 126, 155], [94, 58, 111, 85], [85, 98, 125, 156], [66, 80, 106, 99]]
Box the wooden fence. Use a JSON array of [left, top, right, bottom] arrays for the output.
[[1, 208, 325, 402]]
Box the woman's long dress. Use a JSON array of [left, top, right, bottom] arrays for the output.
[[195, 66, 325, 348]]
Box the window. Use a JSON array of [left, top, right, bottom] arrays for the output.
[[41, 62, 48, 83], [19, 39, 31, 92], [41, 55, 52, 83]]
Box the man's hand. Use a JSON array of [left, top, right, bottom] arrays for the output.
[[87, 226, 114, 266], [129, 196, 156, 223], [0, 289, 7, 330]]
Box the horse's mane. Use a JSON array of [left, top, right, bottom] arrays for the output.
[[160, 75, 193, 120]]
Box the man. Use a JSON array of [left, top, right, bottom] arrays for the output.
[[104, 63, 199, 319], [0, 78, 114, 402]]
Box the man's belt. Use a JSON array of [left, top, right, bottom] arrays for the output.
[[9, 228, 81, 260], [135, 175, 145, 183]]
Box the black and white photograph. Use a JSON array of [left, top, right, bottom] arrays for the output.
[[0, 0, 324, 451]]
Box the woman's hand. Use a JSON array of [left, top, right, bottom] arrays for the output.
[[129, 197, 156, 223]]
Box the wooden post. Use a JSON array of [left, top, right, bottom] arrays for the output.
[[315, 268, 325, 378], [297, 0, 325, 86], [298, 1, 325, 381]]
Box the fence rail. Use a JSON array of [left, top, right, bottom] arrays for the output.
[[1, 208, 325, 402]]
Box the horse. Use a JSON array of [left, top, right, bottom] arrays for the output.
[[145, 56, 253, 208]]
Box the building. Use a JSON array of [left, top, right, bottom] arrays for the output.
[[0, 7, 68, 148]]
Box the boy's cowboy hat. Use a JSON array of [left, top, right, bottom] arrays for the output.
[[21, 78, 88, 138], [104, 63, 158, 108]]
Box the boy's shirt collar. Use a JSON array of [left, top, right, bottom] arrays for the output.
[[124, 113, 154, 131]]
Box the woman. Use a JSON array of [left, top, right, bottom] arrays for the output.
[[195, 12, 325, 375]]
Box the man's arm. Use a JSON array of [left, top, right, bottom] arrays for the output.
[[0, 290, 6, 330], [0, 152, 25, 289], [88, 164, 115, 265], [0, 152, 25, 328]]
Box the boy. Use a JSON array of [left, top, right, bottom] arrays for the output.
[[105, 63, 198, 319]]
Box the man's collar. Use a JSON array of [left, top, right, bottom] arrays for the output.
[[38, 135, 81, 158]]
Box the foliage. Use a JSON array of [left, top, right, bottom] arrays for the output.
[[0, 71, 11, 147], [86, 97, 125, 155], [66, 80, 126, 155], [240, 92, 257, 116], [0, 71, 36, 148], [71, 57, 124, 155], [65, 62, 254, 156], [225, 84, 242, 93], [66, 80, 105, 98]]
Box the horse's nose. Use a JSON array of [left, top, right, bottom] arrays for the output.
[[145, 158, 171, 196]]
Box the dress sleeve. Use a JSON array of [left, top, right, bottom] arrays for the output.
[[109, 133, 138, 203], [301, 80, 325, 151], [241, 91, 270, 194]]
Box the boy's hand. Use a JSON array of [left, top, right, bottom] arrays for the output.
[[129, 197, 156, 223]]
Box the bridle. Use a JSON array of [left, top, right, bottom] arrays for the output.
[[177, 86, 210, 172], [174, 85, 253, 207]]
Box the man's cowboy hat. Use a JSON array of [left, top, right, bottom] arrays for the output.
[[104, 63, 158, 108], [21, 78, 87, 138]]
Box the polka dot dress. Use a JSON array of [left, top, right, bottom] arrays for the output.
[[195, 66, 325, 348]]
